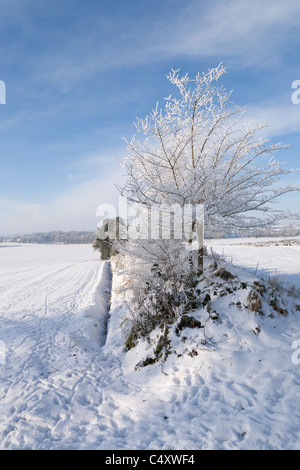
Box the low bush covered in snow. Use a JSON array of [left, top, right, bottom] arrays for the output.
[[112, 248, 299, 371]]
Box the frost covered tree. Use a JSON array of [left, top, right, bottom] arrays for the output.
[[93, 217, 126, 260], [119, 64, 299, 246], [117, 65, 300, 348]]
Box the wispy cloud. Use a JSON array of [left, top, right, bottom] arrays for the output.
[[246, 102, 300, 139], [155, 0, 300, 66], [0, 198, 43, 216], [20, 0, 300, 93], [0, 167, 125, 235]]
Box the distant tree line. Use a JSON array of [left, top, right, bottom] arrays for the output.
[[5, 231, 96, 244], [206, 223, 300, 239], [1, 224, 299, 246]]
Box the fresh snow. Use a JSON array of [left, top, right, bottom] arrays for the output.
[[0, 241, 300, 449], [207, 236, 300, 287]]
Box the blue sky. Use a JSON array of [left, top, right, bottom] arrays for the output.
[[0, 0, 299, 234]]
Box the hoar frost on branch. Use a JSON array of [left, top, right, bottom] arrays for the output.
[[116, 64, 300, 358], [118, 64, 300, 233]]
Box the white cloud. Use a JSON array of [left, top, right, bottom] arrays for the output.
[[156, 0, 300, 66], [246, 102, 300, 138], [26, 0, 300, 93], [0, 168, 126, 235]]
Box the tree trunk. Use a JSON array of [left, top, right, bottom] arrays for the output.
[[196, 221, 204, 275], [188, 220, 204, 275], [197, 246, 204, 275]]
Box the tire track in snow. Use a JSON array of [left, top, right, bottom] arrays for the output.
[[0, 255, 112, 444], [0, 248, 128, 449]]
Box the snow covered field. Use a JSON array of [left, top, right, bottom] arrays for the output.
[[207, 236, 300, 287], [0, 243, 113, 449], [0, 241, 300, 449]]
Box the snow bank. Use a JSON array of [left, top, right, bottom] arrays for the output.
[[0, 243, 300, 449], [206, 236, 300, 287]]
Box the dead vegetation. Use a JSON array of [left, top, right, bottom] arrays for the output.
[[117, 249, 297, 369]]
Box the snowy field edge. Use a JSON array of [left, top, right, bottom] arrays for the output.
[[0, 242, 300, 449]]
